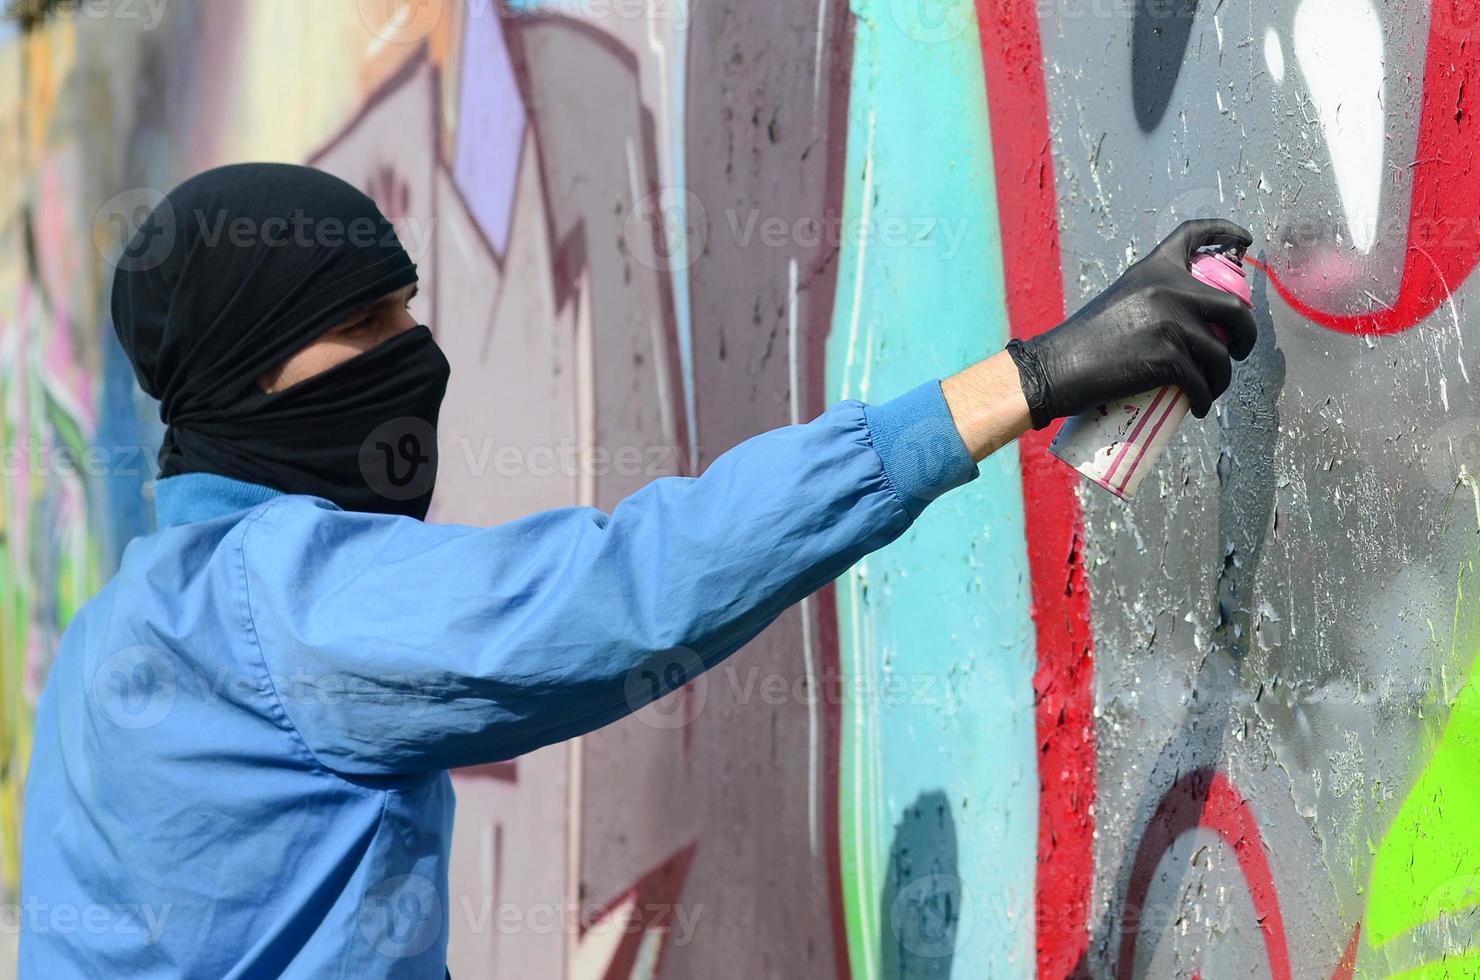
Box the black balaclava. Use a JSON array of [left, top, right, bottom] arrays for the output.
[[112, 163, 451, 520]]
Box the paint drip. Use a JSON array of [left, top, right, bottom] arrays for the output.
[[1048, 246, 1256, 500]]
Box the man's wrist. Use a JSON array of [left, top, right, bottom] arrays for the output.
[[1004, 339, 1054, 429], [941, 351, 1033, 462]]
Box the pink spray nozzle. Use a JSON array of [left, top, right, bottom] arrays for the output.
[[1190, 249, 1254, 307], [1188, 246, 1254, 347], [1196, 241, 1248, 265]]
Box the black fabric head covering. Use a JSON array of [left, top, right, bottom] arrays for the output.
[[112, 163, 450, 519]]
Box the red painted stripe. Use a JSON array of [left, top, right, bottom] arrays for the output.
[[811, 2, 859, 975], [818, 584, 853, 980], [1256, 2, 1478, 335], [1331, 924, 1362, 980], [974, 2, 1096, 976]]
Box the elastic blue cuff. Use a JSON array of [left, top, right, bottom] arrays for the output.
[[862, 380, 979, 519]]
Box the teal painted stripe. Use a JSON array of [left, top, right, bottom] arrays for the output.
[[827, 2, 1038, 976]]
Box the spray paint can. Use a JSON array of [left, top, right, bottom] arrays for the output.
[[1048, 246, 1254, 500]]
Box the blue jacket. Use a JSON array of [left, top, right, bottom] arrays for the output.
[[19, 382, 976, 978]]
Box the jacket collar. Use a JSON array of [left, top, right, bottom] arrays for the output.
[[154, 473, 285, 528]]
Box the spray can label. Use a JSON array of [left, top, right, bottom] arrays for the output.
[[1047, 247, 1255, 500]]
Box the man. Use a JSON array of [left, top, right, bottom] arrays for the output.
[[19, 164, 1255, 977]]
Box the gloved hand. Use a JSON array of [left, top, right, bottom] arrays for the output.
[[1006, 219, 1258, 429]]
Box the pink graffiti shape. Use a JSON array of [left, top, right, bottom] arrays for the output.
[[1258, 2, 1479, 335]]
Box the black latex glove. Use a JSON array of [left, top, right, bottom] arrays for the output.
[[1006, 219, 1259, 429]]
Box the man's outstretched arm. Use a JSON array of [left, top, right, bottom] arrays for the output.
[[239, 220, 1256, 776]]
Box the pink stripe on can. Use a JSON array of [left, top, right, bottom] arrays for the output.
[[1102, 385, 1174, 485], [1116, 389, 1187, 494]]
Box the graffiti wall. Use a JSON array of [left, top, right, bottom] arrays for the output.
[[4, 0, 1477, 977]]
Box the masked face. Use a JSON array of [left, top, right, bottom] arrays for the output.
[[235, 317, 452, 521], [112, 163, 452, 520], [240, 283, 452, 520]]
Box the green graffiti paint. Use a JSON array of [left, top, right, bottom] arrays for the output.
[[1361, 568, 1480, 959], [0, 298, 104, 896], [1366, 651, 1480, 948]]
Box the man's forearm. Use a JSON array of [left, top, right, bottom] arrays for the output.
[[941, 351, 1033, 462]]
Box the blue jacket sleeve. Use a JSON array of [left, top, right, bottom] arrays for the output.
[[240, 382, 977, 775]]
